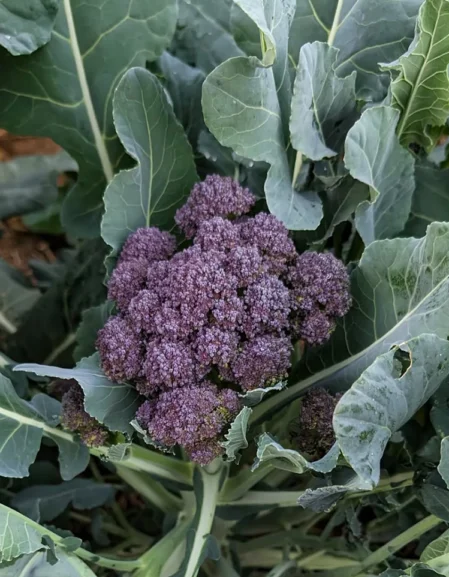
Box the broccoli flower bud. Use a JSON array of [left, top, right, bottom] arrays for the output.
[[242, 275, 290, 337], [136, 383, 240, 465], [119, 227, 176, 264], [231, 334, 291, 390], [96, 316, 144, 382], [61, 383, 108, 447], [294, 388, 341, 458], [288, 252, 351, 345], [107, 259, 148, 311], [175, 175, 255, 237]]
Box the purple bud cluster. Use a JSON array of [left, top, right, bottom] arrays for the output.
[[61, 382, 108, 447], [96, 175, 352, 464]]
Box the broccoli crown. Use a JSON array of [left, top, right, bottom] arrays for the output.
[[96, 175, 352, 464], [294, 388, 342, 458], [61, 382, 108, 447]]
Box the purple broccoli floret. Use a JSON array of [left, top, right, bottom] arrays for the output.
[[61, 383, 108, 447], [107, 259, 148, 312], [288, 252, 351, 345], [119, 227, 177, 264], [292, 388, 342, 458], [231, 334, 291, 391], [136, 383, 240, 464], [242, 275, 290, 337], [175, 175, 255, 237], [96, 316, 144, 382]]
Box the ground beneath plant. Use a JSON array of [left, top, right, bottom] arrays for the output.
[[0, 129, 60, 282]]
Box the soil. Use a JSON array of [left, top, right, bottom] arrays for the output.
[[0, 130, 61, 282]]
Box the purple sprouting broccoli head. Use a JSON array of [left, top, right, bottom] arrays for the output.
[[175, 175, 256, 238], [288, 252, 352, 345], [292, 388, 342, 458], [136, 383, 240, 465], [61, 382, 108, 447], [95, 174, 352, 464]]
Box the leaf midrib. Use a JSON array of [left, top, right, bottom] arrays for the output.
[[63, 0, 114, 183]]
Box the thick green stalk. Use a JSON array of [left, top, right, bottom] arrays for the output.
[[220, 463, 273, 502], [116, 466, 182, 513]]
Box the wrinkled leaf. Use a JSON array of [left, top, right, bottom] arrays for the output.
[[102, 67, 198, 259], [0, 0, 59, 55], [202, 0, 322, 231], [0, 550, 96, 577], [16, 353, 140, 434], [290, 42, 357, 160], [334, 334, 449, 487], [221, 406, 252, 463], [0, 0, 177, 237], [241, 382, 286, 407], [12, 479, 115, 523], [386, 0, 449, 151], [439, 437, 449, 489], [345, 106, 416, 244], [253, 433, 340, 475]]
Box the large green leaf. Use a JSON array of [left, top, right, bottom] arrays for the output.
[[0, 374, 89, 479], [202, 0, 322, 231], [386, 0, 449, 151], [421, 529, 449, 574], [404, 164, 449, 237], [253, 222, 449, 423], [17, 353, 140, 434], [334, 334, 449, 487], [345, 106, 416, 244], [0, 0, 177, 237], [11, 479, 114, 523], [290, 0, 422, 100], [290, 42, 357, 161], [0, 0, 59, 55], [0, 152, 76, 221], [101, 68, 198, 258], [174, 0, 243, 73]]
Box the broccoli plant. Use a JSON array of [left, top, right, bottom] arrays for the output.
[[1, 1, 449, 577]]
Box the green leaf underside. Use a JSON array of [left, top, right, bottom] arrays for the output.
[[290, 0, 422, 100], [0, 0, 177, 237], [16, 353, 140, 434], [345, 106, 416, 244], [438, 437, 449, 489], [421, 528, 449, 566], [290, 41, 357, 161], [253, 222, 449, 423], [0, 0, 59, 55], [202, 0, 322, 231], [0, 551, 97, 577], [334, 334, 449, 487], [0, 374, 88, 480], [404, 163, 449, 237], [11, 479, 114, 523], [101, 67, 198, 258], [386, 0, 449, 151]]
